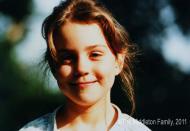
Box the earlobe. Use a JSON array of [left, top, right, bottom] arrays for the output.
[[115, 54, 125, 75], [115, 65, 120, 75]]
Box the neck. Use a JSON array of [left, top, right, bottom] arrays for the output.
[[57, 91, 117, 130]]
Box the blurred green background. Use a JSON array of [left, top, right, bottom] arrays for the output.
[[0, 0, 189, 131]]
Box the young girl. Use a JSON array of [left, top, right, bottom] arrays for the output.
[[20, 0, 151, 130]]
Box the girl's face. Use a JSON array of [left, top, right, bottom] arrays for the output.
[[54, 22, 123, 106]]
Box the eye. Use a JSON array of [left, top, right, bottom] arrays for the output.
[[90, 51, 104, 59], [91, 52, 101, 57]]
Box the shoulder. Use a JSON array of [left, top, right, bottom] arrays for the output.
[[111, 104, 151, 131], [19, 113, 54, 131], [120, 113, 151, 131]]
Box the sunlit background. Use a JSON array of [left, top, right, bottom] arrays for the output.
[[14, 0, 61, 91], [0, 0, 189, 131]]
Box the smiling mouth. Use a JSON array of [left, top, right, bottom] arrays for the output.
[[70, 81, 97, 89]]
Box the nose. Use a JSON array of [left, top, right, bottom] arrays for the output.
[[74, 56, 90, 77]]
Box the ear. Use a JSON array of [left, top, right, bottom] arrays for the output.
[[115, 53, 125, 75]]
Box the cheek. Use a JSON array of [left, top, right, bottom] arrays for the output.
[[95, 61, 116, 88]]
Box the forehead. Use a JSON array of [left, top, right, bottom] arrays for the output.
[[53, 22, 109, 49]]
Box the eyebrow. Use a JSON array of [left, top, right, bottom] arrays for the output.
[[57, 44, 107, 53]]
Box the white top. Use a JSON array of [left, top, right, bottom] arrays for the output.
[[19, 104, 151, 131]]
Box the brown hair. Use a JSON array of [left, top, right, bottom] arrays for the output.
[[42, 0, 135, 114]]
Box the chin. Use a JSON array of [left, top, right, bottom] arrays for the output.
[[71, 94, 104, 107]]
